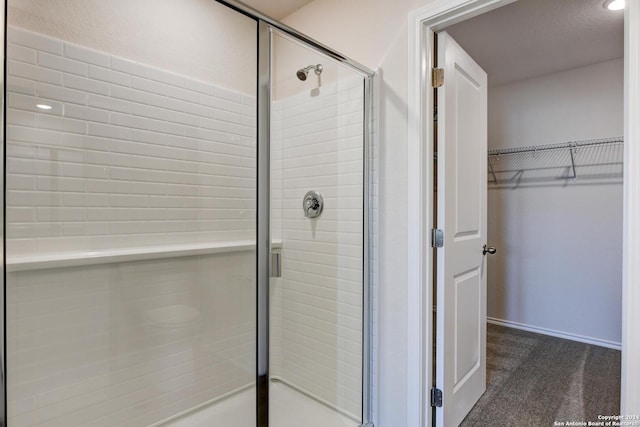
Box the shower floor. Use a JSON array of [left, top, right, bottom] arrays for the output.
[[165, 380, 358, 427]]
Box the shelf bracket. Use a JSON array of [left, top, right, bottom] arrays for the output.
[[488, 156, 498, 184], [569, 144, 577, 179]]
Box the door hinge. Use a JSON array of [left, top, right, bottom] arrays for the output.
[[432, 228, 444, 248], [432, 68, 444, 88], [431, 387, 443, 407]]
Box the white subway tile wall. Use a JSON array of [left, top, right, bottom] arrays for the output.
[[6, 27, 258, 426], [271, 78, 365, 420], [6, 27, 257, 256], [7, 253, 256, 427]]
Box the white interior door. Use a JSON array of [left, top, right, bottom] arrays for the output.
[[435, 31, 488, 427]]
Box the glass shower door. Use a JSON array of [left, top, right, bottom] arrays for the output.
[[269, 30, 368, 427], [4, 1, 258, 426]]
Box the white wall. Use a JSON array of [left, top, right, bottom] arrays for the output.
[[283, 0, 425, 424], [8, 0, 257, 93], [488, 58, 624, 346], [489, 59, 624, 150]]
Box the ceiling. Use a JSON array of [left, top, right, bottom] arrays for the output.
[[444, 0, 624, 86], [240, 0, 314, 19]]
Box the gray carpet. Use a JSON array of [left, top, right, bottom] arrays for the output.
[[460, 324, 621, 427]]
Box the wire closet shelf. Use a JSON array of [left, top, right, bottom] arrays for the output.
[[487, 136, 624, 184]]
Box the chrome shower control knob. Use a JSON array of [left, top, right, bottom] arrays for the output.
[[303, 191, 324, 218]]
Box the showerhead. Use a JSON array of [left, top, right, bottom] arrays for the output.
[[296, 64, 323, 81], [297, 68, 309, 81]]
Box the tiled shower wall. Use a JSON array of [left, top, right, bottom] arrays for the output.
[[7, 253, 256, 427], [6, 26, 257, 256], [271, 79, 365, 419], [6, 27, 257, 427]]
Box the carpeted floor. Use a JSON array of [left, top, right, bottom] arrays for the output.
[[460, 324, 621, 427]]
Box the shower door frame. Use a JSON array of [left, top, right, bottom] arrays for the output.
[[255, 23, 375, 427], [220, 2, 376, 426]]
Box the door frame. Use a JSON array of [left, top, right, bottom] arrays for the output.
[[406, 0, 640, 426]]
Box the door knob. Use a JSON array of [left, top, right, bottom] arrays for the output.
[[483, 244, 496, 255]]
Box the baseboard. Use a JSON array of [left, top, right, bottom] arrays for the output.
[[487, 317, 622, 351]]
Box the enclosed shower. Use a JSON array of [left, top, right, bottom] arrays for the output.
[[0, 1, 373, 426]]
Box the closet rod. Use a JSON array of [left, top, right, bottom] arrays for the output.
[[487, 136, 623, 156]]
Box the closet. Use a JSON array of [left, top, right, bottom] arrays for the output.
[[481, 56, 624, 349], [440, 0, 624, 422]]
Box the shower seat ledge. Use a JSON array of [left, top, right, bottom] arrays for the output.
[[6, 239, 282, 273]]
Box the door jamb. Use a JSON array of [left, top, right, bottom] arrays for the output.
[[407, 1, 640, 426]]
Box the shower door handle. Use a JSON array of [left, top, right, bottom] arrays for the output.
[[271, 252, 282, 278]]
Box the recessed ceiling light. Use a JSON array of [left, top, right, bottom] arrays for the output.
[[603, 0, 625, 11], [36, 104, 53, 110]]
